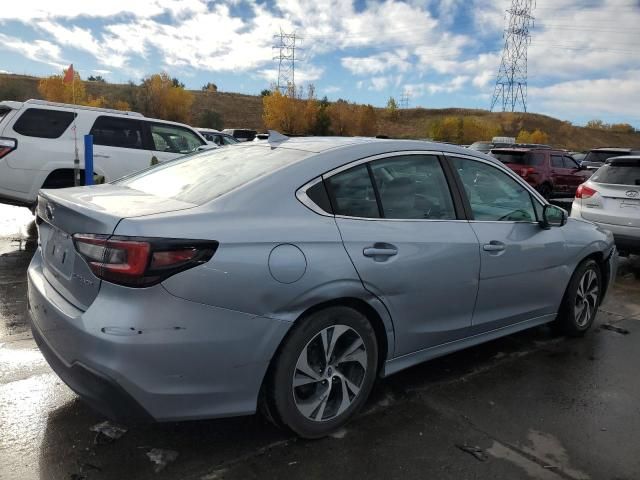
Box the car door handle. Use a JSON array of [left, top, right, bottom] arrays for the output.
[[363, 246, 398, 258], [93, 154, 110, 158], [483, 241, 506, 252]]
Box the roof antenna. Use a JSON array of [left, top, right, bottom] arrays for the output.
[[267, 130, 289, 146]]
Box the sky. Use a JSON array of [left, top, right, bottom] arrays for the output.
[[0, 0, 639, 127]]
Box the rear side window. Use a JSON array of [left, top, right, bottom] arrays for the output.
[[149, 123, 204, 153], [90, 116, 144, 149], [591, 163, 640, 186], [493, 152, 543, 166], [326, 164, 380, 218], [551, 155, 564, 168], [370, 155, 456, 220], [584, 151, 628, 163], [117, 145, 309, 205], [563, 156, 578, 169], [13, 108, 76, 138]]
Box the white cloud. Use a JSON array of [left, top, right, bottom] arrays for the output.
[[323, 85, 341, 94], [405, 74, 469, 96], [0, 33, 65, 68], [529, 71, 640, 119], [369, 76, 390, 91], [341, 50, 412, 75]]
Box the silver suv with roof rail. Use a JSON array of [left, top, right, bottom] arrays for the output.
[[0, 99, 208, 208]]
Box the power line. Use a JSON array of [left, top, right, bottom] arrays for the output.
[[272, 29, 301, 94], [491, 0, 535, 113]]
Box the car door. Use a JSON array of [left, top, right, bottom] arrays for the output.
[[563, 155, 586, 194], [550, 153, 570, 194], [448, 155, 567, 330], [148, 122, 206, 163], [326, 152, 481, 356], [89, 116, 154, 180]]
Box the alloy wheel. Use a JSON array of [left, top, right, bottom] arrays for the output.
[[292, 324, 368, 422], [574, 269, 599, 328]]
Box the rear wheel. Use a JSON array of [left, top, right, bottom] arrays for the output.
[[555, 259, 602, 336], [264, 306, 378, 438]]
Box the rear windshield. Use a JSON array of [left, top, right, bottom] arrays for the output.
[[584, 151, 628, 164], [493, 152, 543, 166], [591, 163, 640, 186], [116, 145, 309, 205]]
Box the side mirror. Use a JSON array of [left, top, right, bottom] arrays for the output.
[[540, 204, 567, 229]]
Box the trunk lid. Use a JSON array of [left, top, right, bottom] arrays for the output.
[[580, 183, 640, 228], [36, 184, 197, 310]]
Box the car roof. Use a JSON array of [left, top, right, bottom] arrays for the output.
[[606, 155, 640, 164], [239, 135, 500, 162], [590, 147, 632, 152]]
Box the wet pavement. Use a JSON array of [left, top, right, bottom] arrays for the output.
[[1, 204, 639, 480]]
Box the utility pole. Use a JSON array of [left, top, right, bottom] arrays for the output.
[[272, 29, 300, 95], [490, 0, 535, 112], [399, 90, 410, 109]]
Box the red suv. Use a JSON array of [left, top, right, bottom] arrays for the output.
[[491, 147, 592, 198]]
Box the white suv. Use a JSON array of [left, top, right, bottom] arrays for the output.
[[0, 99, 208, 208]]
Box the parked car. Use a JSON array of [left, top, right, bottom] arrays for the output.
[[492, 146, 592, 198], [197, 128, 239, 146], [253, 133, 269, 141], [221, 128, 257, 142], [468, 136, 516, 154], [571, 155, 640, 255], [29, 137, 616, 438], [571, 152, 586, 163], [0, 99, 208, 209], [581, 148, 638, 171]]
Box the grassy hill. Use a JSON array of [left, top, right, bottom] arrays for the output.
[[1, 73, 639, 151]]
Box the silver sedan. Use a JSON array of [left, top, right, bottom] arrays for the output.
[[29, 137, 617, 438]]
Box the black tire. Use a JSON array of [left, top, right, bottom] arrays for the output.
[[538, 183, 552, 200], [264, 306, 378, 438], [555, 259, 602, 336]]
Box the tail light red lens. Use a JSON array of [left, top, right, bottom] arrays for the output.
[[575, 184, 597, 199], [73, 234, 217, 287], [0, 137, 17, 159], [519, 167, 537, 178]]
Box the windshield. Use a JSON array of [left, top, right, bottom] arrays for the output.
[[591, 164, 640, 186], [117, 145, 309, 205], [584, 151, 628, 164], [493, 152, 543, 166]]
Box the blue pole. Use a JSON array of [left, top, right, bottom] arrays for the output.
[[84, 134, 94, 186]]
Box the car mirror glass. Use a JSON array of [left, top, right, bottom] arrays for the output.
[[541, 204, 567, 228]]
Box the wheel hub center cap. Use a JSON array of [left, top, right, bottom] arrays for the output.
[[326, 366, 333, 377]]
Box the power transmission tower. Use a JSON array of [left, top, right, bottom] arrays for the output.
[[490, 0, 535, 112], [399, 90, 410, 109], [272, 29, 300, 95]]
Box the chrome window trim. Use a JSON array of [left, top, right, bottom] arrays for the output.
[[296, 176, 333, 217], [444, 152, 548, 224]]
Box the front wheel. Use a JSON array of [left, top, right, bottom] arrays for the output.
[[555, 259, 602, 336], [263, 306, 378, 438]]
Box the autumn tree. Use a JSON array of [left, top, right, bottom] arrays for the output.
[[136, 73, 193, 123], [327, 100, 358, 136], [314, 96, 331, 135], [610, 123, 635, 133], [517, 129, 549, 144], [356, 105, 377, 136], [38, 69, 87, 104], [586, 119, 606, 129]]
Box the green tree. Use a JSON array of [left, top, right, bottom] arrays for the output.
[[201, 82, 218, 92], [314, 96, 331, 135], [199, 110, 224, 129], [171, 77, 185, 89], [260, 89, 272, 97], [386, 96, 398, 120]]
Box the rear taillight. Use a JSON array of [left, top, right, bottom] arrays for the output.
[[519, 167, 537, 178], [73, 234, 217, 287], [0, 137, 17, 159], [575, 184, 597, 199]]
